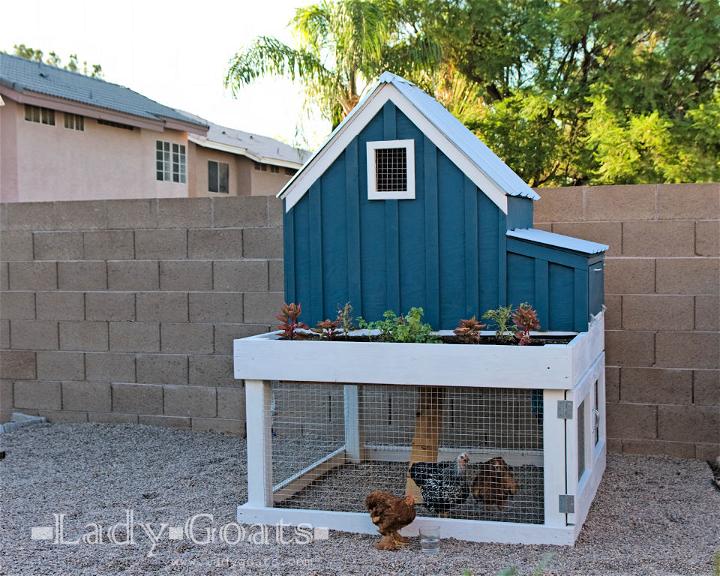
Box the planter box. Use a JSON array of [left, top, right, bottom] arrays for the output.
[[233, 312, 607, 546]]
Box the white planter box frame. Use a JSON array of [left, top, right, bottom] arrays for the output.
[[234, 312, 606, 546]]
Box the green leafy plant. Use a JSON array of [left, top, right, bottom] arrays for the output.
[[482, 305, 515, 344], [276, 303, 308, 340], [336, 302, 355, 339], [454, 316, 486, 344], [359, 307, 439, 343], [314, 318, 340, 340], [512, 303, 540, 346]]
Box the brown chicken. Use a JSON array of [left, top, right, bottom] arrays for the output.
[[471, 456, 519, 510], [365, 491, 416, 550]]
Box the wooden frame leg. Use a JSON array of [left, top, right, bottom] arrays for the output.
[[245, 379, 273, 508], [343, 385, 364, 463]]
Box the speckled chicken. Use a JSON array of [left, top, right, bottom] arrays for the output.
[[365, 491, 416, 550], [409, 452, 470, 516]]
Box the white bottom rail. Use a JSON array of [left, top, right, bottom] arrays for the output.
[[236, 505, 576, 546]]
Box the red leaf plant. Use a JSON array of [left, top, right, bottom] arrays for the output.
[[453, 316, 486, 344], [314, 318, 340, 340], [512, 303, 540, 346], [276, 303, 308, 340]]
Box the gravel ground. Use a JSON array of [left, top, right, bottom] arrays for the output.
[[0, 423, 718, 576]]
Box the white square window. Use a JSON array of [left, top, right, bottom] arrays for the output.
[[366, 139, 415, 200]]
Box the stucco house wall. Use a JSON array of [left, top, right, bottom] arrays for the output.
[[250, 164, 296, 197], [0, 97, 190, 202]]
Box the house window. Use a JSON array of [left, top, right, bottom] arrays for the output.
[[64, 113, 84, 131], [208, 160, 229, 193], [24, 105, 55, 125], [270, 165, 280, 174], [156, 141, 186, 183], [254, 161, 267, 172], [284, 167, 297, 176], [366, 139, 415, 200]]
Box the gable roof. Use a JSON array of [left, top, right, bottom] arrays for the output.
[[188, 121, 310, 168], [507, 228, 608, 255], [279, 72, 540, 213], [0, 53, 207, 131]]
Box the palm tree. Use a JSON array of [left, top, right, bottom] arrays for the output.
[[225, 0, 440, 127]]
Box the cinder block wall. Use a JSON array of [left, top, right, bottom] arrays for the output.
[[534, 183, 719, 460], [0, 197, 284, 433], [1, 185, 718, 459]]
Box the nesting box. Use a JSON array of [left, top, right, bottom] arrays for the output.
[[234, 73, 608, 545]]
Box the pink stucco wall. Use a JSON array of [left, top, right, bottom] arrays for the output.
[[0, 98, 190, 202]]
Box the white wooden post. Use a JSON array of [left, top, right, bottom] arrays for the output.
[[245, 379, 273, 507], [343, 385, 363, 463], [543, 389, 567, 528]]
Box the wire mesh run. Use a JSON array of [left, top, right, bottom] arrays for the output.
[[270, 383, 545, 524], [375, 147, 407, 192]]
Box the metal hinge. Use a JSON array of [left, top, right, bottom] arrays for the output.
[[559, 494, 575, 514], [557, 400, 574, 419]]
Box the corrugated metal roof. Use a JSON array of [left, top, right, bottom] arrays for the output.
[[0, 53, 206, 129], [379, 72, 540, 200], [189, 121, 310, 166], [279, 72, 540, 203], [507, 228, 608, 254]]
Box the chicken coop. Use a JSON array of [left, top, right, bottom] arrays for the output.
[[234, 73, 608, 546]]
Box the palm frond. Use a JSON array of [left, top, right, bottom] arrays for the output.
[[225, 36, 330, 94]]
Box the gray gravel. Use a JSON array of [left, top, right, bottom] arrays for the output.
[[1, 423, 718, 575]]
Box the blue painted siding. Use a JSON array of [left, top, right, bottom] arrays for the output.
[[548, 263, 574, 331], [284, 101, 604, 331], [506, 239, 604, 331], [506, 197, 534, 229], [507, 253, 535, 308], [285, 103, 506, 329]]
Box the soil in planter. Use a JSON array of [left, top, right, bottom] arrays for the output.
[[274, 460, 545, 525]]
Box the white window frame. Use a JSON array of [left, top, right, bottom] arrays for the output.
[[208, 160, 229, 194], [156, 140, 186, 184], [366, 139, 415, 200]]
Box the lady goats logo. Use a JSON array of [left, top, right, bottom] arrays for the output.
[[31, 510, 327, 557]]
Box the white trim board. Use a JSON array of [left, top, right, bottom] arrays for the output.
[[279, 83, 510, 214], [236, 506, 577, 546], [366, 139, 416, 200]]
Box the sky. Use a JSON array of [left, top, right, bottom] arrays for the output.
[[0, 0, 331, 150]]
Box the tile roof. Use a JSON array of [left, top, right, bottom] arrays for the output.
[[189, 121, 310, 167], [0, 53, 206, 129]]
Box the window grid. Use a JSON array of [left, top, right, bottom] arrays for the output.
[[375, 147, 407, 192], [156, 141, 186, 183]]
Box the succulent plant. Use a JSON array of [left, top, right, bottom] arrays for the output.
[[276, 302, 308, 340], [453, 316, 486, 344]]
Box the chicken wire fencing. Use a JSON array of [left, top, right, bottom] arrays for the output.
[[269, 382, 545, 525]]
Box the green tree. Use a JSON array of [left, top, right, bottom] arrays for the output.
[[225, 0, 440, 127], [11, 44, 103, 78], [429, 0, 720, 185], [227, 0, 720, 185]]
